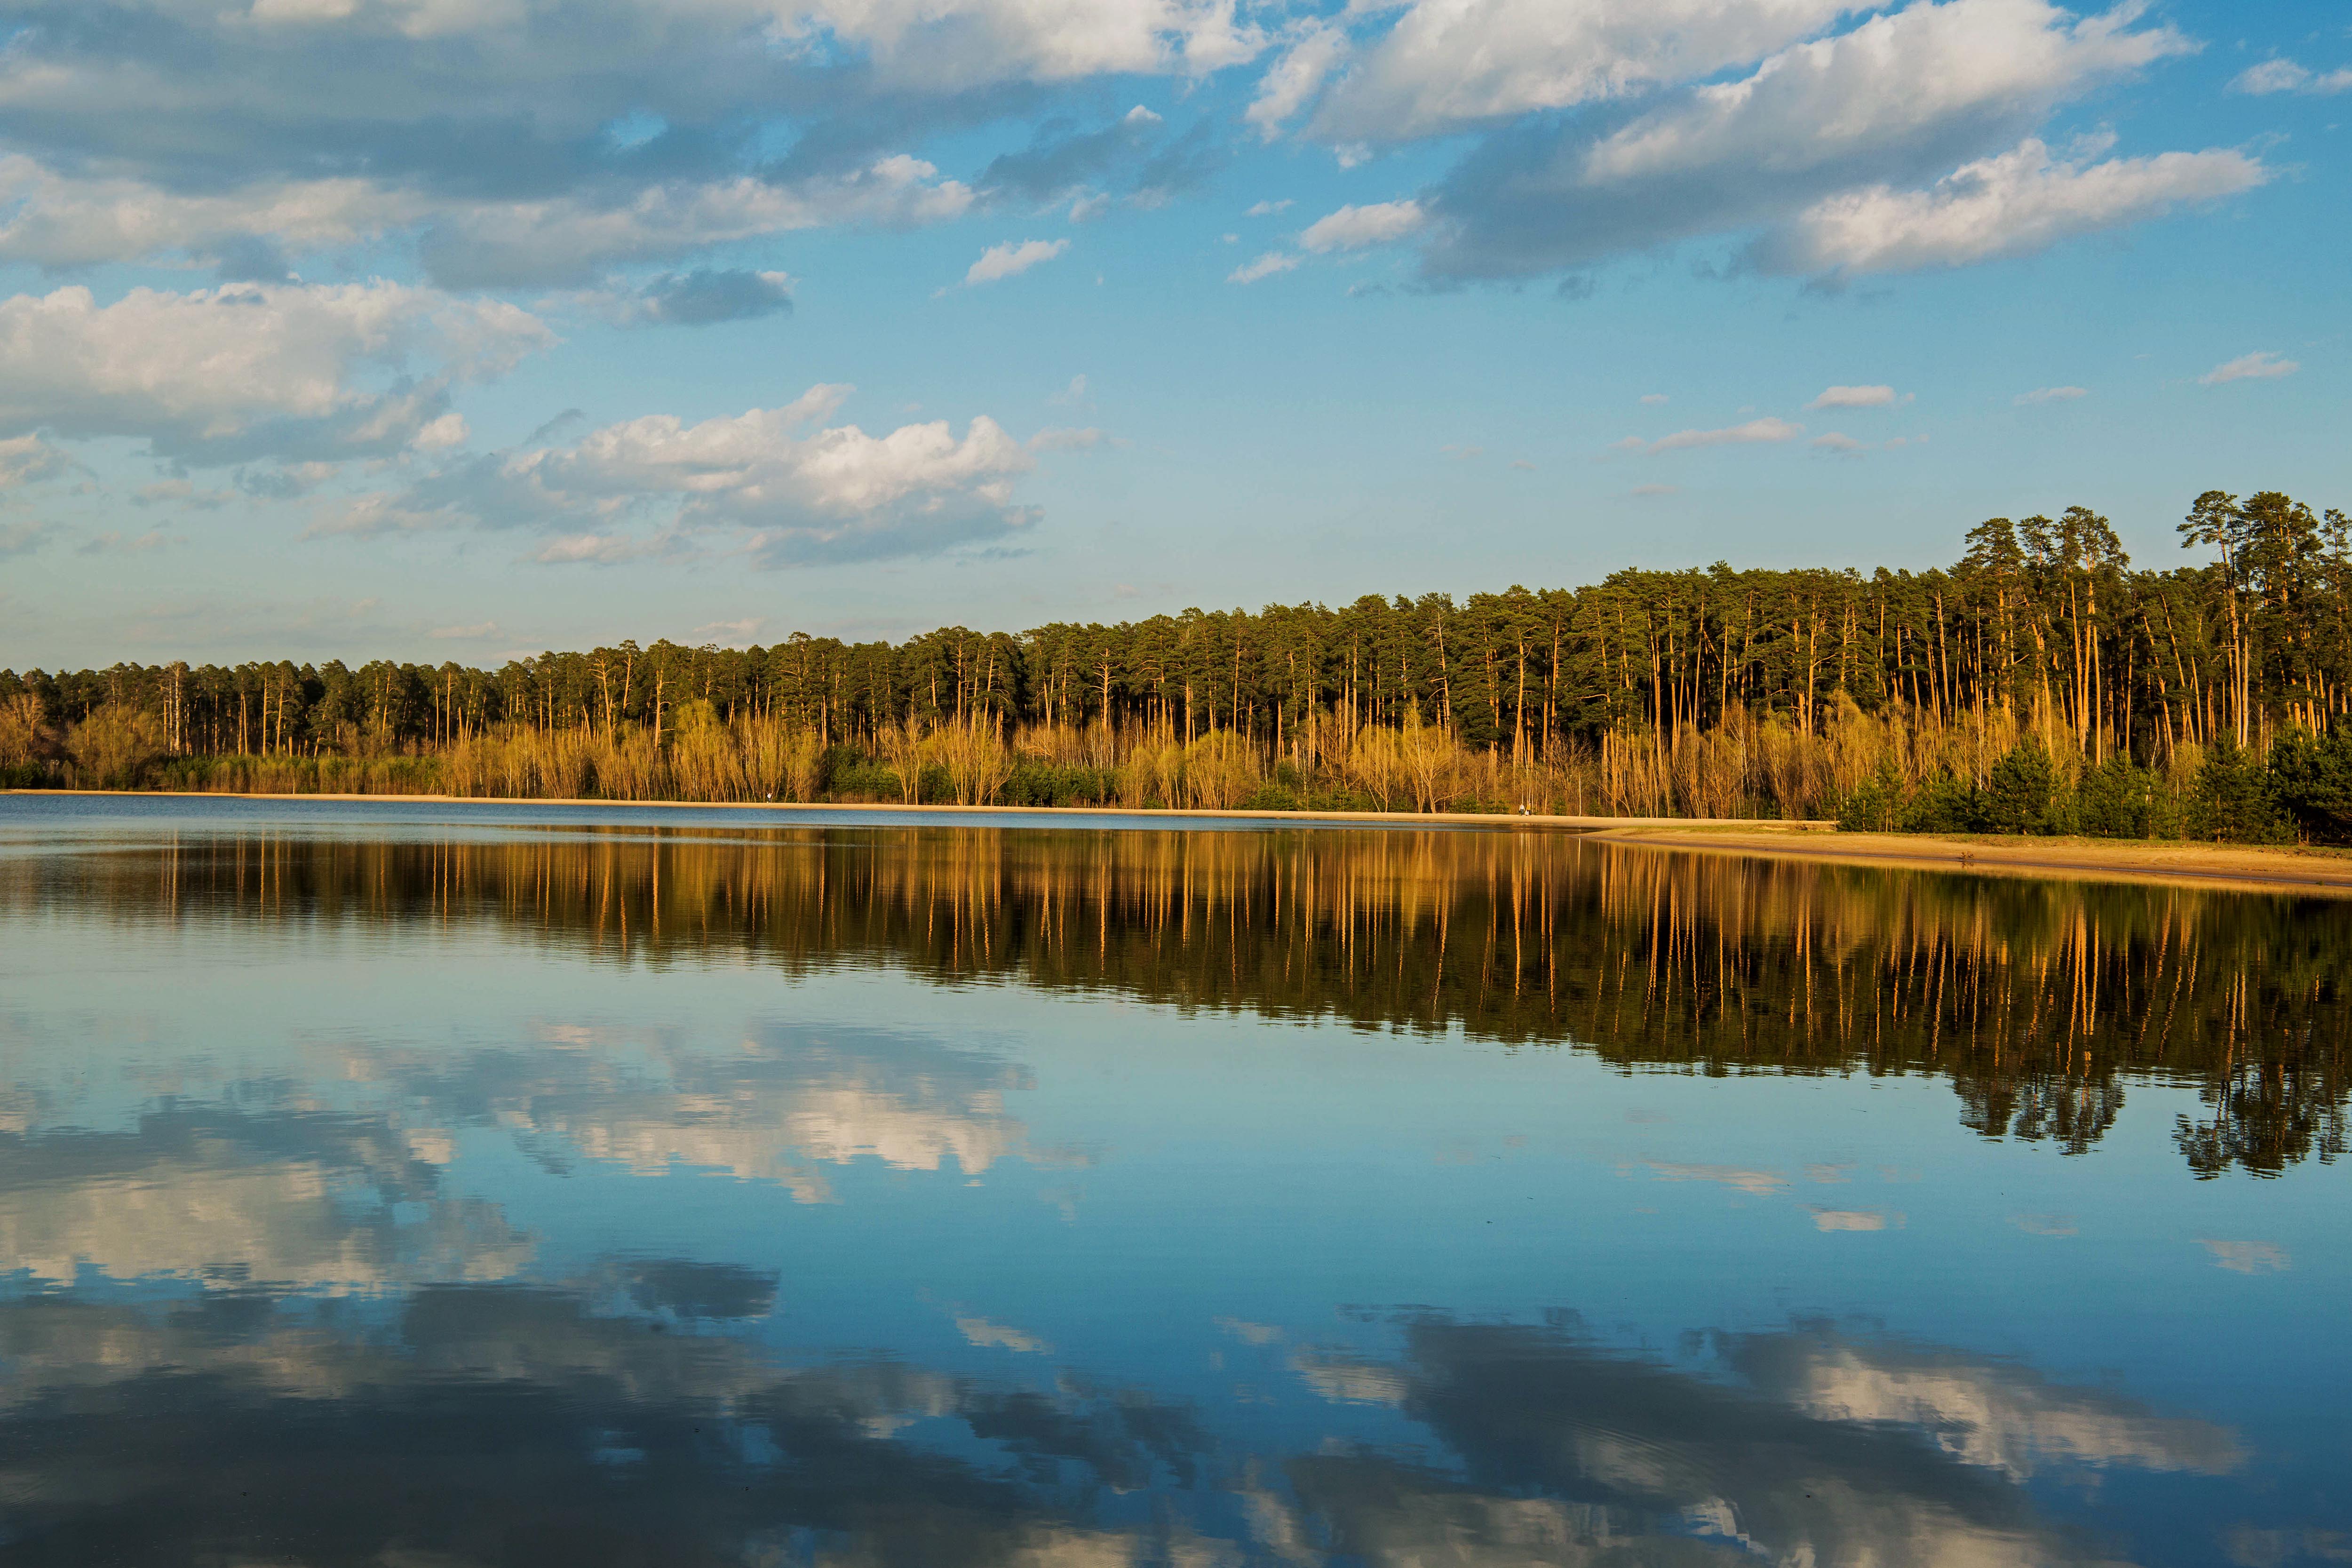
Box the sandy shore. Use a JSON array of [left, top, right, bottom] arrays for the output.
[[1588, 823, 2352, 897], [10, 788, 2343, 894]]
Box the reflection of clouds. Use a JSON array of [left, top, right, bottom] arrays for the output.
[[1809, 1207, 1900, 1232], [340, 1019, 1055, 1202], [1271, 1317, 2241, 1568], [959, 1315, 1052, 1354], [1641, 1161, 1789, 1195], [1732, 1329, 2242, 1481], [0, 1286, 1193, 1568], [1288, 1350, 1409, 1407], [2200, 1240, 2291, 1275], [0, 1109, 530, 1290]]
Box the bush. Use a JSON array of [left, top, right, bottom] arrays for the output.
[[1836, 761, 1905, 833], [2073, 754, 2163, 840], [1982, 737, 2063, 835], [2268, 728, 2352, 844], [2187, 737, 2291, 844], [1899, 772, 1983, 835]]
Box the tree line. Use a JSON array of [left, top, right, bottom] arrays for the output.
[[6, 488, 2350, 829]]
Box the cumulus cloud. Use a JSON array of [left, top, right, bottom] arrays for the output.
[[2230, 59, 2352, 96], [977, 106, 1166, 202], [2199, 350, 2297, 386], [1227, 250, 1299, 283], [626, 269, 795, 326], [1627, 416, 1804, 454], [329, 384, 1039, 566], [1418, 0, 2224, 282], [0, 280, 552, 465], [1299, 199, 1428, 252], [1764, 136, 2267, 276], [1812, 431, 1863, 452], [419, 160, 975, 288], [2016, 384, 2087, 403], [1245, 198, 1294, 216], [1246, 21, 1350, 138], [962, 237, 1070, 286], [1807, 384, 1900, 409], [0, 434, 70, 488], [1302, 0, 1868, 143]]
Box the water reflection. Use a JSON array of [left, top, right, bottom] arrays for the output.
[[0, 1283, 2246, 1567], [0, 809, 2340, 1565], [13, 823, 2346, 1176]]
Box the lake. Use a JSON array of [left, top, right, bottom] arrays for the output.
[[0, 794, 2344, 1567]]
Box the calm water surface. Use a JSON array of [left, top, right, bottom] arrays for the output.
[[0, 795, 2345, 1567]]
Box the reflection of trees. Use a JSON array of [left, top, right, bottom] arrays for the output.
[[18, 826, 2350, 1174]]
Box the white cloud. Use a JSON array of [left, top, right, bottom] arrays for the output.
[[1246, 21, 1350, 138], [1421, 0, 2221, 281], [0, 155, 977, 288], [1769, 136, 2267, 275], [428, 621, 499, 639], [788, 0, 1267, 90], [412, 412, 470, 451], [2015, 384, 2087, 404], [1227, 251, 1299, 283], [1307, 0, 1868, 143], [2230, 59, 2352, 96], [1026, 426, 1103, 451], [1639, 392, 1669, 405], [1048, 374, 1091, 407], [1299, 199, 1428, 252], [1634, 416, 1805, 454], [1580, 1, 2191, 188], [1812, 431, 1863, 452], [962, 237, 1070, 286], [1806, 384, 1900, 409], [0, 280, 551, 465], [426, 160, 974, 288], [334, 384, 1040, 566], [1245, 198, 1294, 216], [0, 433, 70, 488], [2199, 350, 2298, 386]]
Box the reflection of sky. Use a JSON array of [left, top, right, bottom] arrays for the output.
[[1, 814, 2347, 1565]]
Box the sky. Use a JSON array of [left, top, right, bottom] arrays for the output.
[[0, 0, 2344, 669]]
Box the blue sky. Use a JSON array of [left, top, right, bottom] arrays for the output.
[[0, 0, 2344, 668]]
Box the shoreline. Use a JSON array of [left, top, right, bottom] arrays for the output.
[[1590, 825, 2352, 897], [12, 788, 2349, 893]]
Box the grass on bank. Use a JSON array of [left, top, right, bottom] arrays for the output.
[[8, 691, 2352, 847]]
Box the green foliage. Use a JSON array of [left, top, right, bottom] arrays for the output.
[[2072, 755, 2157, 838], [1000, 764, 1119, 807], [1981, 737, 2063, 835], [1836, 762, 1906, 833], [2186, 738, 2291, 844], [1899, 772, 1984, 835], [2267, 727, 2352, 844]]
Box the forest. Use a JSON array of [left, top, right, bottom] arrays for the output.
[[7, 488, 2352, 840]]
